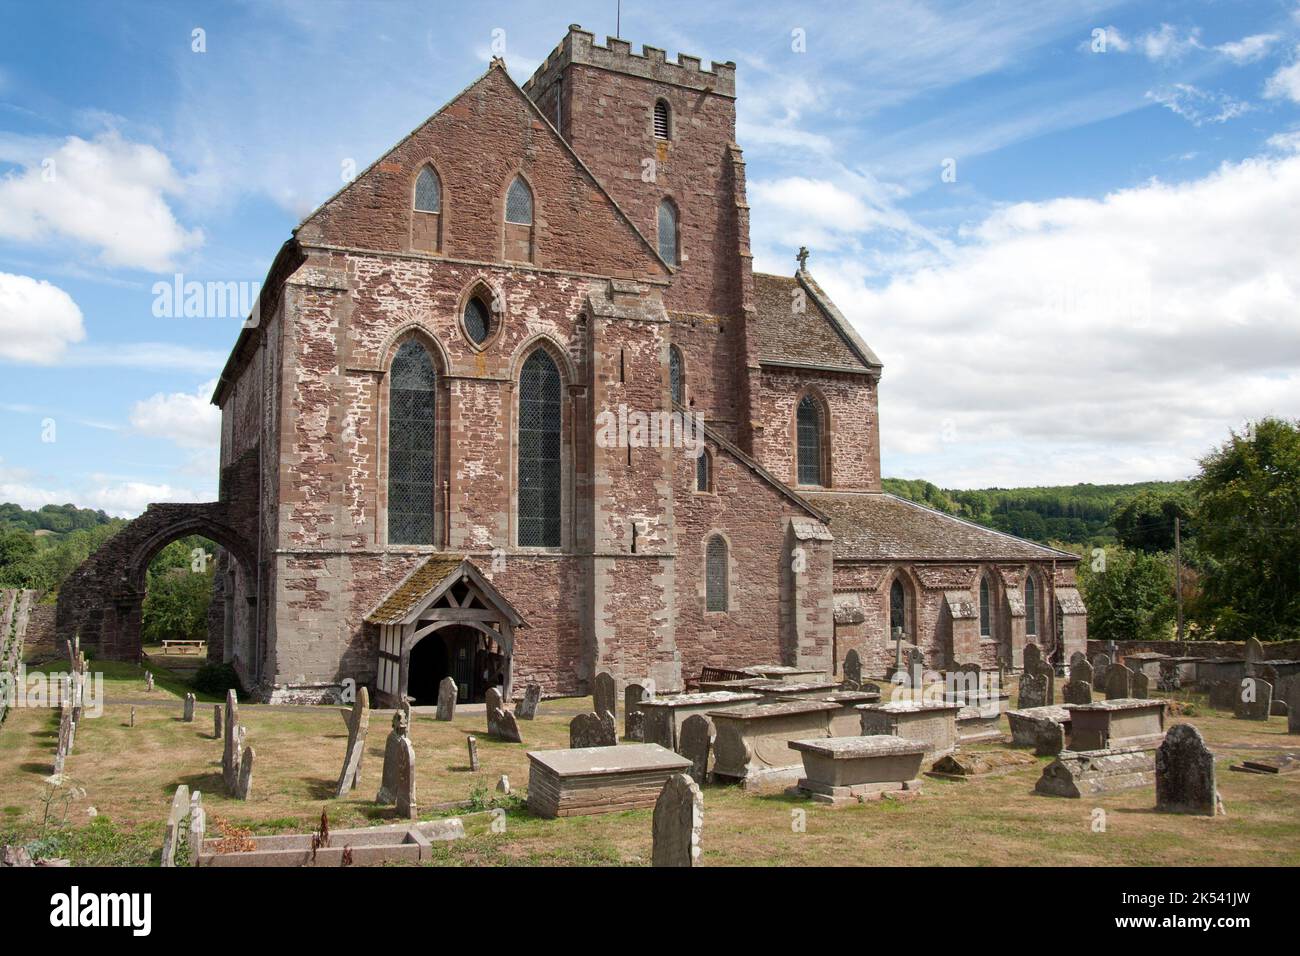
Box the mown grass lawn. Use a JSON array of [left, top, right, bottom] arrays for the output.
[[1, 656, 1296, 866]]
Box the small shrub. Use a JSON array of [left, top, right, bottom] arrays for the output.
[[192, 662, 243, 699]]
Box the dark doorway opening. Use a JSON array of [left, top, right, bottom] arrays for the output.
[[407, 626, 509, 705], [407, 633, 449, 705]]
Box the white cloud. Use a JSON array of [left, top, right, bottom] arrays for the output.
[[1264, 47, 1300, 103], [64, 342, 226, 374], [1215, 33, 1278, 64], [129, 379, 220, 449], [811, 143, 1300, 486], [0, 272, 86, 363], [1146, 84, 1253, 126], [0, 131, 203, 271], [1138, 23, 1203, 61], [83, 481, 206, 518], [0, 461, 74, 512]]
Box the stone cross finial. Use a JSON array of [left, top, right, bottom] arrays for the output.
[[796, 246, 810, 270]]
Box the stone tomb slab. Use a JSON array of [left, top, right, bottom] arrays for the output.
[[708, 700, 840, 789], [777, 690, 880, 736], [856, 701, 962, 762], [927, 749, 1038, 781], [750, 679, 843, 700], [639, 691, 762, 751], [739, 664, 827, 681], [787, 735, 928, 806], [955, 704, 1007, 744], [198, 819, 465, 867], [525, 744, 692, 819], [1035, 747, 1158, 798], [1229, 752, 1299, 775], [1006, 705, 1072, 748], [1067, 699, 1166, 752]]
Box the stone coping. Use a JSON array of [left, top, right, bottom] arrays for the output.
[[751, 679, 842, 693], [740, 665, 826, 678], [639, 691, 763, 709], [707, 699, 840, 720], [1065, 698, 1166, 713], [525, 743, 691, 777], [780, 691, 880, 705], [788, 735, 928, 758], [855, 700, 963, 714], [1123, 652, 1171, 660], [1006, 704, 1072, 721]]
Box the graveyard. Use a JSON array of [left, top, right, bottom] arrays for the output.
[[1, 652, 1297, 867]]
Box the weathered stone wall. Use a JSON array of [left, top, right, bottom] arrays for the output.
[[756, 368, 881, 492], [1088, 637, 1300, 660]]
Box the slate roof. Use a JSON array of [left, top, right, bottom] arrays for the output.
[[751, 271, 881, 374], [804, 492, 1079, 563]]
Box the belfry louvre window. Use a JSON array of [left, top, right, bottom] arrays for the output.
[[388, 341, 436, 545], [505, 176, 533, 224], [979, 577, 992, 637], [464, 296, 491, 345], [517, 349, 562, 547], [1025, 577, 1038, 635], [706, 535, 728, 611], [654, 100, 670, 140], [414, 166, 441, 213], [669, 345, 683, 404], [796, 395, 823, 485], [658, 199, 678, 266]]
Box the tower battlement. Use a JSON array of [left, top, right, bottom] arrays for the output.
[[523, 24, 736, 98]]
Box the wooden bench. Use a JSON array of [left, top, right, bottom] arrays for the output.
[[162, 640, 207, 655]]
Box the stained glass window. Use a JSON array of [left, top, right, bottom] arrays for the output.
[[506, 176, 533, 225], [388, 341, 436, 545], [797, 395, 823, 486], [669, 345, 683, 404], [1025, 577, 1037, 635], [890, 578, 905, 636], [706, 535, 728, 611], [518, 349, 562, 547], [658, 199, 678, 266], [414, 167, 441, 213], [464, 296, 491, 345], [696, 449, 710, 492], [979, 577, 991, 637]]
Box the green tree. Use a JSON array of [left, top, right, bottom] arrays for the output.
[[1112, 489, 1193, 554], [142, 566, 213, 642], [1193, 417, 1300, 641], [1078, 546, 1176, 643]]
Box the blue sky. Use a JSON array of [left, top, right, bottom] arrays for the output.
[[2, 0, 1299, 514]]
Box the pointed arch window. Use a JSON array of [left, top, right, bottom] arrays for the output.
[[414, 166, 441, 212], [654, 99, 671, 140], [504, 175, 535, 263], [517, 348, 562, 547], [1025, 576, 1038, 636], [388, 341, 436, 545], [658, 199, 679, 266], [505, 176, 533, 224], [706, 535, 728, 611], [696, 449, 711, 493], [890, 578, 906, 638], [412, 165, 443, 253], [797, 395, 824, 486], [464, 294, 492, 346], [669, 345, 684, 405], [979, 576, 992, 637]]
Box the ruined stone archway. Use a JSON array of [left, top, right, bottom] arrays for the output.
[[57, 502, 257, 663]]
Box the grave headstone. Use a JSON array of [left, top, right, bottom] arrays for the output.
[[435, 677, 457, 721], [160, 784, 190, 867], [234, 746, 254, 800], [1290, 680, 1300, 735], [569, 712, 616, 748], [1155, 724, 1217, 816], [377, 709, 412, 805], [1033, 718, 1065, 757], [1070, 651, 1086, 668], [1018, 672, 1048, 710], [1245, 635, 1265, 665], [1070, 659, 1094, 686], [213, 704, 222, 739], [1157, 659, 1181, 692], [486, 686, 523, 742], [1210, 680, 1238, 711], [651, 773, 702, 868], [517, 681, 542, 720], [1023, 643, 1042, 674], [145, 672, 154, 693], [467, 735, 479, 772], [678, 714, 711, 784], [843, 649, 862, 689], [496, 774, 511, 795], [1091, 654, 1110, 691], [221, 690, 243, 793], [1131, 671, 1150, 700], [624, 683, 652, 740], [626, 710, 646, 743], [1233, 677, 1273, 721], [593, 672, 617, 718], [182, 693, 195, 722], [129, 707, 135, 728], [1105, 662, 1133, 701], [1062, 678, 1092, 706], [334, 686, 370, 797]]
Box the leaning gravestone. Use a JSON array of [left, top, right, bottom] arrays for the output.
[[334, 686, 370, 797], [1105, 662, 1133, 700], [569, 712, 616, 748], [1155, 724, 1217, 816], [1018, 672, 1048, 710], [1062, 678, 1092, 706], [678, 714, 711, 784], [843, 649, 862, 690], [624, 683, 653, 740], [486, 687, 523, 743], [1233, 678, 1272, 721], [517, 682, 542, 720], [435, 677, 457, 721], [593, 672, 617, 718], [377, 709, 417, 818], [652, 773, 702, 868], [234, 746, 254, 800], [221, 690, 244, 793], [182, 693, 195, 722], [1131, 671, 1150, 700]]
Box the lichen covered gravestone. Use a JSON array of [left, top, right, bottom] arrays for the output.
[[436, 677, 457, 721], [1131, 671, 1150, 700], [517, 681, 542, 720], [624, 682, 652, 740], [1155, 723, 1218, 816], [1062, 678, 1092, 706], [678, 714, 711, 783], [1233, 677, 1272, 721], [843, 649, 862, 689], [334, 686, 370, 797], [485, 686, 523, 742], [1091, 654, 1110, 691], [593, 672, 617, 718], [569, 711, 617, 748], [183, 693, 195, 722], [1018, 672, 1048, 710], [376, 710, 417, 818], [235, 746, 254, 800], [1105, 662, 1133, 700], [652, 773, 702, 867], [1290, 680, 1300, 735]]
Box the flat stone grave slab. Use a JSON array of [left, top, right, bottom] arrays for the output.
[[1066, 699, 1166, 751], [786, 735, 927, 806], [1229, 752, 1299, 775], [1034, 746, 1158, 798], [709, 700, 840, 789], [927, 749, 1037, 781], [857, 700, 962, 762], [198, 820, 465, 867], [739, 664, 827, 681], [1006, 705, 1072, 748], [696, 677, 772, 692], [639, 691, 763, 751], [777, 690, 880, 735], [526, 744, 692, 819], [750, 679, 842, 700]]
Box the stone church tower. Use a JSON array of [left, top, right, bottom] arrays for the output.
[[59, 26, 1084, 704]]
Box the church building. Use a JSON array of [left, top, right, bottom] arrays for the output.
[[59, 26, 1086, 704]]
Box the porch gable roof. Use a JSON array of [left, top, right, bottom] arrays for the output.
[[364, 556, 528, 629]]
